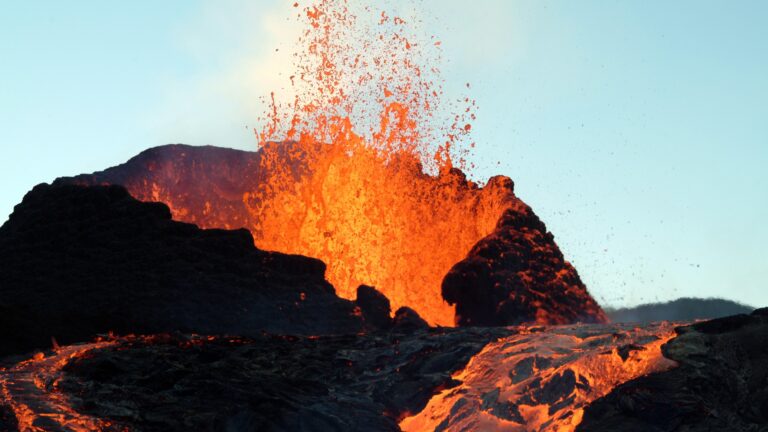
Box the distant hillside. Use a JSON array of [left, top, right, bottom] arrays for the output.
[[606, 298, 754, 323]]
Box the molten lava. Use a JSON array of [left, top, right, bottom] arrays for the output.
[[250, 0, 483, 325], [0, 340, 120, 432], [399, 323, 678, 432], [245, 143, 516, 325]]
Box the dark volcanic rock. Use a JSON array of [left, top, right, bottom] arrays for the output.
[[0, 183, 367, 356], [577, 309, 768, 432], [442, 206, 607, 326], [356, 285, 392, 330], [55, 328, 513, 431], [392, 307, 429, 331]]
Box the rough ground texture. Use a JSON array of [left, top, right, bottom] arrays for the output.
[[577, 308, 768, 432], [0, 184, 399, 356], [48, 328, 511, 431], [57, 143, 606, 327], [442, 207, 607, 326]]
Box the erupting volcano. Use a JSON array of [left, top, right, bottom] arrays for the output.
[[2, 1, 763, 431], [62, 0, 606, 328]]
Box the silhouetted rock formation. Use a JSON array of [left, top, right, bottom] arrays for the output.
[[57, 143, 606, 327], [392, 307, 429, 331], [442, 206, 607, 326], [356, 285, 393, 330], [0, 184, 370, 356], [605, 297, 754, 323], [577, 308, 768, 431]]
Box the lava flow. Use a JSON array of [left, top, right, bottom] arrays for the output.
[[0, 334, 247, 432], [399, 322, 678, 432], [0, 325, 680, 431], [0, 341, 121, 432]]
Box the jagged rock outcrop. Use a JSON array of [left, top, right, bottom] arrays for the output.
[[0, 184, 371, 356], [442, 206, 607, 326], [577, 308, 768, 431], [56, 143, 606, 327]]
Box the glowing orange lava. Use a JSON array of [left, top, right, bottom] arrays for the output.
[[250, 0, 492, 325], [399, 322, 678, 432], [244, 143, 516, 325], [0, 341, 121, 432]]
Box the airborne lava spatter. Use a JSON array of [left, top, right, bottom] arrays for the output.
[[252, 0, 482, 325], [258, 0, 476, 169]]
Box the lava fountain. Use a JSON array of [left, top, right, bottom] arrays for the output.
[[248, 0, 491, 326], [245, 143, 516, 325], [65, 0, 605, 327], [0, 2, 697, 431]]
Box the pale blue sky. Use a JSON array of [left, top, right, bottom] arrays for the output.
[[1, 1, 766, 308]]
